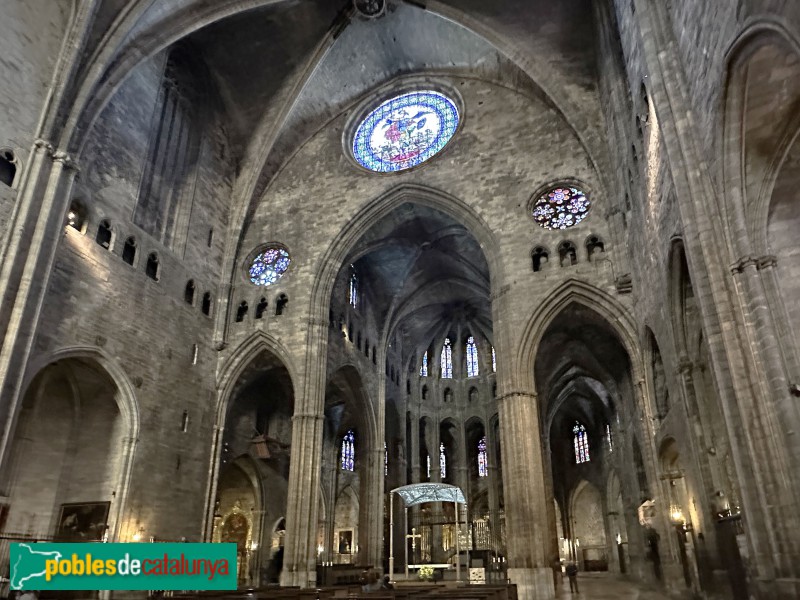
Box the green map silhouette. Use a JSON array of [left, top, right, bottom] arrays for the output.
[[11, 544, 62, 590]]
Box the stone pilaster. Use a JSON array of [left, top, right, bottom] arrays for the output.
[[0, 143, 78, 477], [281, 412, 325, 587]]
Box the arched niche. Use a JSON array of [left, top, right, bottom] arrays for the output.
[[3, 357, 135, 543]]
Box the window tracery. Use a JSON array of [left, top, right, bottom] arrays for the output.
[[349, 267, 359, 308], [441, 338, 453, 379], [341, 430, 355, 471], [573, 422, 590, 464], [249, 247, 290, 286], [478, 436, 488, 477], [352, 91, 459, 173], [466, 336, 479, 377], [532, 187, 590, 230]]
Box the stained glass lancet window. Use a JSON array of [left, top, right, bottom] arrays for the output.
[[352, 91, 459, 173], [478, 436, 488, 477], [384, 441, 388, 476], [466, 336, 479, 377], [249, 247, 291, 286], [439, 443, 447, 479], [341, 430, 355, 471], [606, 424, 613, 453], [492, 346, 496, 373], [426, 455, 431, 480], [573, 422, 589, 464], [349, 267, 359, 308], [441, 338, 453, 379], [532, 187, 590, 230], [420, 351, 428, 377]]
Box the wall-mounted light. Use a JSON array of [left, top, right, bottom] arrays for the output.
[[669, 505, 685, 525], [132, 528, 144, 542]]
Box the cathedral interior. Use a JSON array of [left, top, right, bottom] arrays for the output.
[[0, 0, 799, 599]]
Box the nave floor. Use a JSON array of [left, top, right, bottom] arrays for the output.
[[555, 572, 678, 599]]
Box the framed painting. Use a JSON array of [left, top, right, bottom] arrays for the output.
[[337, 530, 353, 555], [55, 502, 111, 541]]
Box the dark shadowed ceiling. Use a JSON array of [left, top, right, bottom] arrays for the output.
[[345, 202, 490, 357]]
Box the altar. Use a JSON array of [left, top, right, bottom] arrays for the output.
[[388, 483, 468, 583]]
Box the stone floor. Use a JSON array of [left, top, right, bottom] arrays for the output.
[[555, 572, 679, 599]]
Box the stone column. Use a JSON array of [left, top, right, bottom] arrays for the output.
[[0, 143, 79, 477], [484, 417, 502, 555], [409, 406, 420, 483], [281, 319, 328, 587], [363, 446, 384, 568], [497, 391, 554, 600]]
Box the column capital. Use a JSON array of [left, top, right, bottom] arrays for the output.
[[33, 138, 54, 154], [730, 255, 758, 275], [291, 412, 324, 422], [677, 356, 694, 376], [496, 390, 536, 403], [52, 150, 79, 171], [756, 254, 777, 270]]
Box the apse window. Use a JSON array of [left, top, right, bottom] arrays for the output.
[[420, 351, 428, 377], [478, 436, 488, 477], [466, 336, 479, 377], [532, 187, 591, 230], [573, 422, 590, 464], [439, 443, 447, 479], [249, 245, 290, 286], [349, 266, 359, 308], [352, 90, 459, 173], [341, 429, 355, 471], [440, 337, 453, 379]]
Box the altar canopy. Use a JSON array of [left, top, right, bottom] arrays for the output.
[[391, 483, 466, 507], [388, 483, 468, 582]]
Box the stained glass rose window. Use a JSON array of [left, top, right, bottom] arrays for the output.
[[532, 187, 591, 230], [249, 247, 290, 286], [352, 91, 459, 173]]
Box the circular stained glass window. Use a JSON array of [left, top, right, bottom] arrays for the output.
[[249, 247, 291, 286], [352, 90, 459, 173], [532, 187, 591, 230]]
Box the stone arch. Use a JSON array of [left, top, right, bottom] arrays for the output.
[[721, 23, 800, 252], [21, 346, 140, 439], [516, 279, 642, 391], [5, 347, 140, 542], [645, 327, 670, 419], [205, 332, 296, 540], [325, 364, 377, 452], [310, 184, 503, 329], [216, 331, 298, 423]]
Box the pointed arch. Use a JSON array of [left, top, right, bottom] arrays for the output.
[[16, 346, 140, 542], [216, 330, 299, 422], [516, 279, 642, 391]]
